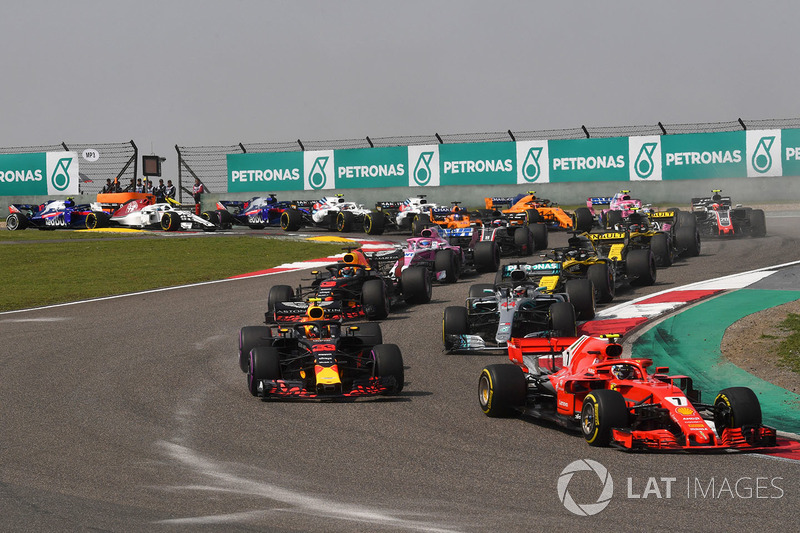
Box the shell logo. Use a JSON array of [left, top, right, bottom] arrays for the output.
[[676, 406, 696, 416]]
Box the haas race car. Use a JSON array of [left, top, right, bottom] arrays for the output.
[[238, 319, 404, 399], [690, 189, 766, 238], [478, 334, 777, 451]]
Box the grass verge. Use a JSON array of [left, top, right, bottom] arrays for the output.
[[0, 236, 342, 312], [777, 313, 800, 373]]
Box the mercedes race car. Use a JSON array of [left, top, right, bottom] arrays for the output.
[[484, 191, 574, 230], [478, 334, 777, 451], [690, 189, 766, 238], [278, 194, 372, 232], [442, 274, 577, 353], [108, 197, 218, 231], [6, 199, 110, 231], [239, 320, 403, 399], [266, 248, 432, 323]]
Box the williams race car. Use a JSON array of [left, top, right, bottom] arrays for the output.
[[478, 334, 777, 451], [239, 319, 403, 399], [6, 199, 110, 231], [279, 194, 372, 232], [690, 189, 766, 238]]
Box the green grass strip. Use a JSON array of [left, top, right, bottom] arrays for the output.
[[777, 313, 800, 373], [0, 236, 342, 312]]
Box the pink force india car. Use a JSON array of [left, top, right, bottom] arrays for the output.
[[574, 190, 645, 230], [478, 334, 777, 451]]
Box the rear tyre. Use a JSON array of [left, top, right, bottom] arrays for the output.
[[478, 364, 527, 417], [217, 209, 234, 227], [85, 213, 99, 229], [336, 211, 355, 232], [572, 207, 594, 233], [267, 285, 295, 313], [372, 344, 404, 394], [5, 213, 25, 231], [713, 387, 762, 438], [201, 211, 220, 224], [525, 208, 543, 224], [513, 226, 534, 256], [566, 278, 595, 320], [363, 212, 385, 235], [587, 263, 615, 303], [473, 241, 500, 272], [280, 209, 302, 231], [401, 266, 432, 304], [351, 322, 383, 346], [605, 210, 623, 229], [443, 306, 469, 350], [581, 389, 629, 446], [248, 346, 282, 396], [239, 326, 272, 373], [530, 223, 548, 251], [549, 301, 577, 337], [627, 248, 657, 286], [434, 249, 459, 283], [650, 232, 673, 267], [362, 279, 389, 319], [675, 213, 701, 256], [749, 209, 766, 237]]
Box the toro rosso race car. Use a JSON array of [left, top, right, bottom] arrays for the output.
[[478, 334, 777, 451], [239, 319, 404, 399], [690, 189, 766, 238], [212, 194, 303, 229], [6, 199, 110, 230], [108, 197, 218, 231]]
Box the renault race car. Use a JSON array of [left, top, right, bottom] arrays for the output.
[[108, 197, 218, 231], [278, 194, 372, 232], [484, 191, 574, 230], [478, 334, 777, 451], [239, 320, 403, 399], [266, 248, 432, 323], [442, 273, 577, 352], [690, 189, 766, 238], [6, 199, 110, 230]]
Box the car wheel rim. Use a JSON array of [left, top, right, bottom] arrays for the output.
[[479, 375, 490, 407], [581, 403, 595, 435]]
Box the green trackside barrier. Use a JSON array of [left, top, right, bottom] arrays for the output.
[[633, 289, 800, 434]]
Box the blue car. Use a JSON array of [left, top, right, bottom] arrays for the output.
[[6, 199, 110, 231]]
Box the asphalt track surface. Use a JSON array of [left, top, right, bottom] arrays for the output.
[[3, 215, 800, 532]]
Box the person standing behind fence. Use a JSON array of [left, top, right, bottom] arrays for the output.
[[144, 179, 154, 195], [134, 178, 144, 193], [165, 179, 176, 200], [192, 178, 205, 215], [154, 179, 166, 203]]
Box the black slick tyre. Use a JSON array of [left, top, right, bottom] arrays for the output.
[[443, 306, 469, 350], [749, 209, 766, 237], [572, 207, 594, 233], [513, 226, 534, 256], [362, 279, 389, 319], [566, 278, 595, 320], [549, 301, 577, 337], [372, 343, 404, 394], [161, 211, 181, 231], [401, 266, 432, 304], [351, 322, 383, 346], [650, 232, 673, 267], [473, 241, 500, 273], [478, 364, 526, 417], [280, 209, 302, 231], [336, 211, 355, 232], [627, 248, 657, 286], [713, 387, 762, 438], [587, 263, 614, 303], [530, 223, 548, 251], [248, 346, 281, 396], [267, 285, 295, 313], [434, 249, 459, 283], [363, 212, 385, 235], [239, 326, 272, 373], [581, 389, 629, 446]]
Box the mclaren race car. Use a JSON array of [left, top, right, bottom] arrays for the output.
[[478, 334, 777, 451], [484, 191, 574, 230], [239, 319, 403, 399]]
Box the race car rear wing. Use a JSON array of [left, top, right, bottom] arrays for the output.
[[484, 196, 515, 210], [375, 201, 403, 210], [270, 300, 349, 323], [587, 197, 614, 206], [691, 196, 732, 207], [291, 200, 316, 209]]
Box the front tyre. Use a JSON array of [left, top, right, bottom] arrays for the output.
[[401, 266, 432, 304], [372, 344, 404, 394], [248, 346, 282, 396], [713, 387, 762, 438], [581, 389, 629, 446], [280, 209, 303, 231], [443, 306, 469, 350], [478, 364, 526, 417]]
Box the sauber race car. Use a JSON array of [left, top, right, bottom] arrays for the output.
[[266, 248, 432, 323], [239, 319, 403, 399], [690, 189, 766, 238], [108, 197, 218, 231], [442, 272, 577, 352], [6, 199, 110, 231], [278, 194, 372, 232], [478, 334, 777, 451], [484, 191, 574, 230]]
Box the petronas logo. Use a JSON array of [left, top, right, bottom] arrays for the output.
[[634, 143, 657, 179], [752, 136, 775, 173], [308, 156, 329, 189], [413, 152, 434, 185], [521, 147, 542, 182], [51, 157, 72, 191]]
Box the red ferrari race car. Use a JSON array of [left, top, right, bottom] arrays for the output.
[[478, 334, 777, 451]]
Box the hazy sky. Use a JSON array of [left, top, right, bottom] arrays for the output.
[[2, 1, 798, 158]]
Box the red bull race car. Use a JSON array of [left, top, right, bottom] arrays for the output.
[[239, 319, 403, 399], [478, 334, 777, 451]]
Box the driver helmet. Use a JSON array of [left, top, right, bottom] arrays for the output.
[[303, 324, 321, 338], [419, 239, 432, 248], [712, 193, 722, 202], [452, 213, 463, 220], [339, 266, 356, 278], [514, 286, 527, 298], [65, 197, 75, 207], [612, 364, 634, 380]]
